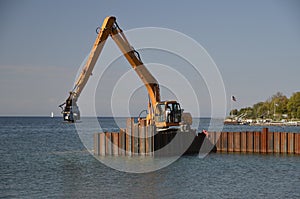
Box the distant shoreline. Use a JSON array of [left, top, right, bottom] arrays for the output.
[[249, 122, 300, 127], [224, 119, 300, 126]]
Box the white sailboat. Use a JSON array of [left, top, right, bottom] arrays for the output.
[[50, 112, 54, 118]]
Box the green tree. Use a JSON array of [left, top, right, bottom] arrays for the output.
[[238, 107, 254, 118], [256, 102, 269, 118], [287, 92, 300, 119], [235, 91, 300, 120], [253, 102, 264, 118]]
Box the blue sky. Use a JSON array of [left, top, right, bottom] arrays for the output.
[[0, 0, 299, 117]]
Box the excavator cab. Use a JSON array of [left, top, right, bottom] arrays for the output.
[[154, 101, 182, 129]]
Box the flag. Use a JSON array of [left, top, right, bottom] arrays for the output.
[[232, 96, 237, 102], [202, 129, 208, 136]]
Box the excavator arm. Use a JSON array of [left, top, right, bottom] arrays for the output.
[[109, 18, 161, 121], [60, 16, 190, 129], [59, 17, 115, 122], [70, 17, 116, 103]]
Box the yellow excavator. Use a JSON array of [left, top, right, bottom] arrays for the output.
[[59, 16, 192, 130]]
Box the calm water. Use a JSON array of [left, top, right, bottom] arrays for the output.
[[0, 117, 300, 198]]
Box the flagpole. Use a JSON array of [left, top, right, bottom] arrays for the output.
[[274, 101, 275, 120], [230, 95, 232, 119]]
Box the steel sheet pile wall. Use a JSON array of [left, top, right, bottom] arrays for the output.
[[211, 128, 300, 154], [94, 120, 300, 156], [94, 118, 213, 156], [94, 118, 155, 156]]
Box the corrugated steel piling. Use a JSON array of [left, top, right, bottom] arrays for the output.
[[261, 128, 268, 153], [267, 131, 274, 153], [274, 132, 280, 153], [233, 132, 241, 152], [211, 128, 299, 154], [295, 133, 300, 154], [241, 131, 247, 153], [254, 132, 260, 153], [247, 131, 254, 153], [280, 132, 287, 153], [93, 117, 214, 156], [94, 122, 300, 156], [228, 132, 233, 152]]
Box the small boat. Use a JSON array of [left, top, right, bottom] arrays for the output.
[[50, 112, 54, 118]]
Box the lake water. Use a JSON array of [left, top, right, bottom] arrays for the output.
[[1, 117, 299, 198]]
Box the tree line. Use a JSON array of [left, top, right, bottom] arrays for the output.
[[230, 92, 300, 120]]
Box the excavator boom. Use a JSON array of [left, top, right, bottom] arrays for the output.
[[109, 20, 161, 114], [60, 16, 190, 129], [72, 17, 116, 101]]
